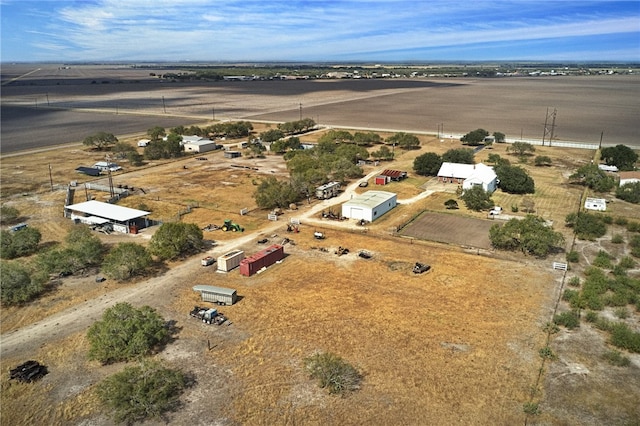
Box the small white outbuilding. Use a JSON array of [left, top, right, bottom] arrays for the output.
[[341, 190, 397, 222], [584, 197, 606, 211]]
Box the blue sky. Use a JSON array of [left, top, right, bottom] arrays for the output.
[[1, 0, 639, 63]]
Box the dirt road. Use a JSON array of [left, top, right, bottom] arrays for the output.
[[0, 171, 404, 359]]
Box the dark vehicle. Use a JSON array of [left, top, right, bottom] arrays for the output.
[[413, 262, 431, 274]]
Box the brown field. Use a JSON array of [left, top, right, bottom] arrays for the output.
[[400, 212, 495, 249], [2, 67, 640, 425], [2, 64, 639, 154]]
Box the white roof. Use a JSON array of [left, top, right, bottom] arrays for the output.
[[66, 200, 150, 222], [438, 162, 496, 183], [183, 139, 215, 146], [181, 135, 204, 143], [343, 190, 396, 209], [193, 285, 237, 296]]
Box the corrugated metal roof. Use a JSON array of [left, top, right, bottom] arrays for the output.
[[380, 169, 406, 178], [192, 285, 237, 296], [343, 190, 396, 209], [75, 166, 101, 176], [437, 162, 496, 183], [65, 200, 150, 222]]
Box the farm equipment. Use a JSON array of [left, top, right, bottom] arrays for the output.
[[189, 306, 227, 325], [314, 231, 326, 240], [221, 219, 244, 232], [10, 361, 48, 383], [413, 262, 431, 274], [286, 224, 299, 233], [358, 250, 372, 259], [335, 246, 349, 256], [201, 256, 215, 267], [202, 224, 219, 231]]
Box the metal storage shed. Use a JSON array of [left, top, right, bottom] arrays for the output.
[[217, 250, 245, 272], [64, 200, 150, 233], [341, 190, 397, 222], [239, 244, 284, 277], [192, 285, 237, 305]]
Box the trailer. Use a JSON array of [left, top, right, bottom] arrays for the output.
[[239, 244, 284, 277], [315, 181, 341, 200], [192, 285, 238, 306], [217, 249, 245, 272]]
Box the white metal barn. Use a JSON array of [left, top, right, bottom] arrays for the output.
[[183, 139, 217, 153], [341, 190, 397, 222], [64, 200, 150, 233]]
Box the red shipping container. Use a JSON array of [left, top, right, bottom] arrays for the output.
[[239, 244, 284, 276]]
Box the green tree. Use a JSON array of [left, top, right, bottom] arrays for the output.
[[460, 185, 494, 211], [493, 131, 506, 143], [144, 136, 183, 160], [112, 141, 136, 160], [490, 215, 565, 257], [495, 164, 535, 194], [534, 155, 552, 166], [565, 212, 607, 240], [460, 128, 489, 146], [66, 226, 104, 266], [336, 144, 369, 164], [253, 176, 300, 209], [102, 243, 152, 281], [570, 164, 615, 192], [126, 151, 144, 166], [87, 302, 169, 364], [371, 145, 394, 160], [304, 352, 362, 395], [601, 145, 638, 171], [0, 205, 20, 224], [508, 141, 536, 156], [319, 130, 353, 144], [0, 227, 42, 259], [386, 132, 420, 149], [170, 125, 186, 135], [353, 131, 382, 146], [487, 153, 502, 165], [616, 181, 640, 204], [0, 261, 46, 306], [97, 360, 187, 424], [147, 126, 166, 141], [83, 132, 118, 150], [148, 222, 204, 261], [260, 129, 285, 143], [442, 148, 475, 164], [413, 152, 442, 176]]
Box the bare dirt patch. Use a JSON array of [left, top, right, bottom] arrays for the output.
[[400, 211, 496, 249]]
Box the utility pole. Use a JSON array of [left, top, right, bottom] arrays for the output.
[[599, 131, 604, 149], [162, 96, 167, 114], [299, 103, 302, 121], [212, 107, 215, 120], [48, 164, 54, 192], [542, 107, 557, 146], [46, 93, 50, 106]]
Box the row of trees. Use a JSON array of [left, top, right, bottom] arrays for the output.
[[460, 128, 505, 145], [0, 222, 204, 306]]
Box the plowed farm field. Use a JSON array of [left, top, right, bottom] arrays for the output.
[[400, 211, 496, 249]]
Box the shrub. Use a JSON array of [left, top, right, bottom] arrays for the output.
[[601, 350, 631, 367], [304, 352, 362, 395], [0, 227, 42, 259], [0, 205, 20, 224], [566, 251, 579, 263], [614, 307, 629, 319], [102, 243, 152, 281], [553, 311, 580, 330], [611, 234, 624, 244], [511, 205, 519, 213], [618, 256, 636, 270], [592, 250, 614, 269], [444, 199, 459, 209], [614, 217, 628, 226], [584, 311, 599, 323], [567, 276, 581, 287], [523, 401, 540, 416], [87, 303, 169, 364], [565, 212, 607, 240], [97, 360, 188, 424], [627, 221, 640, 233], [0, 261, 46, 306], [538, 346, 557, 360], [609, 322, 640, 353], [602, 215, 613, 224]]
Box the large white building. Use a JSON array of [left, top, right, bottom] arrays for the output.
[[341, 190, 397, 222], [437, 162, 498, 193]]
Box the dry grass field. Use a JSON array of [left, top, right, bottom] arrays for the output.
[[2, 66, 640, 425]]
